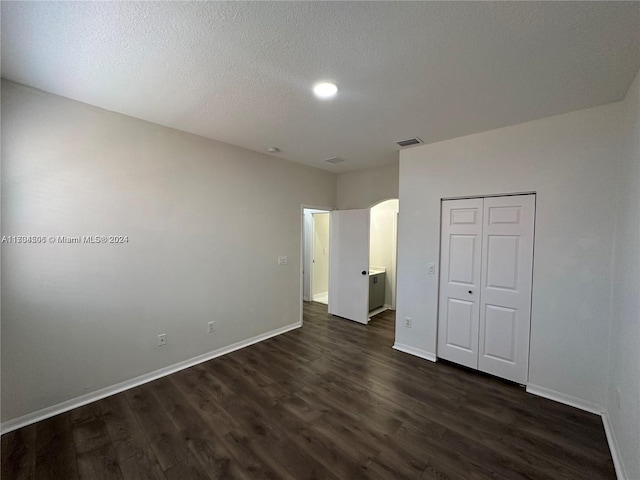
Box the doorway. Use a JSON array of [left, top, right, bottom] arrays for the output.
[[327, 199, 399, 324], [311, 212, 330, 304], [369, 199, 399, 313], [301, 207, 332, 318]]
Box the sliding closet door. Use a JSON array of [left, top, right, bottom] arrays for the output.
[[437, 198, 484, 369], [478, 195, 535, 383]]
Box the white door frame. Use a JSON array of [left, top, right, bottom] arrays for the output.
[[300, 205, 333, 325]]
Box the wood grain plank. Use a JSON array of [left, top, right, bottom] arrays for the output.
[[148, 377, 249, 480], [222, 429, 297, 480], [169, 369, 240, 436], [163, 455, 210, 480], [1, 302, 615, 480], [268, 402, 372, 479], [124, 384, 190, 471], [71, 403, 123, 480], [216, 392, 340, 480], [1, 424, 36, 480], [100, 394, 166, 480], [117, 448, 167, 480], [75, 444, 123, 480], [34, 413, 80, 480]]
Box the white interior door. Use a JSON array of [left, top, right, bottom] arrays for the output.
[[437, 198, 484, 368], [328, 209, 370, 324], [478, 195, 535, 383]]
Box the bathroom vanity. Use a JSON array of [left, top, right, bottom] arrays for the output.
[[368, 268, 386, 311]]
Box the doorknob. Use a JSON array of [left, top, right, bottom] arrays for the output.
[[468, 290, 473, 294], [362, 271, 367, 275]]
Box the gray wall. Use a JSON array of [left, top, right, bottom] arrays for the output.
[[1, 81, 336, 423], [3, 73, 638, 478], [337, 160, 399, 209], [396, 77, 640, 477], [396, 100, 623, 409], [607, 69, 640, 480]]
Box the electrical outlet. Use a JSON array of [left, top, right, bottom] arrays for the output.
[[157, 333, 166, 346], [427, 263, 436, 275], [405, 317, 412, 328], [207, 321, 215, 334]]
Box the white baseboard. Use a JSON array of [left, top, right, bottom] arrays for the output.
[[602, 410, 629, 480], [525, 384, 603, 415], [312, 292, 328, 301], [525, 384, 631, 479], [392, 343, 437, 362], [1, 321, 302, 435], [368, 306, 389, 318]]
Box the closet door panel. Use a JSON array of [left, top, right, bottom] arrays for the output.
[[437, 198, 484, 369], [478, 195, 535, 383]]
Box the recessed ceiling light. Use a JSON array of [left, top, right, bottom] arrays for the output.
[[313, 82, 338, 99]]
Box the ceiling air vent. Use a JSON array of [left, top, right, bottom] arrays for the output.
[[325, 157, 344, 164], [396, 137, 424, 148]]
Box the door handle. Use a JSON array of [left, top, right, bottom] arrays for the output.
[[362, 271, 367, 275], [468, 290, 473, 294]]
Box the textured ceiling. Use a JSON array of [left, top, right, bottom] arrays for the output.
[[2, 1, 639, 173]]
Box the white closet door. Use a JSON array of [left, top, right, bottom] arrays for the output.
[[437, 198, 484, 368], [478, 195, 535, 383], [328, 209, 370, 324]]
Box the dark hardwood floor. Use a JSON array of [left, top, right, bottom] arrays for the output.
[[2, 302, 616, 479]]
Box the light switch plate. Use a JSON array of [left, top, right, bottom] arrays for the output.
[[427, 263, 436, 275], [278, 256, 288, 266]]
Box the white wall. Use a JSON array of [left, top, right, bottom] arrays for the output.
[[369, 199, 399, 308], [337, 160, 399, 209], [1, 81, 337, 424], [607, 69, 640, 480], [396, 100, 624, 409]]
